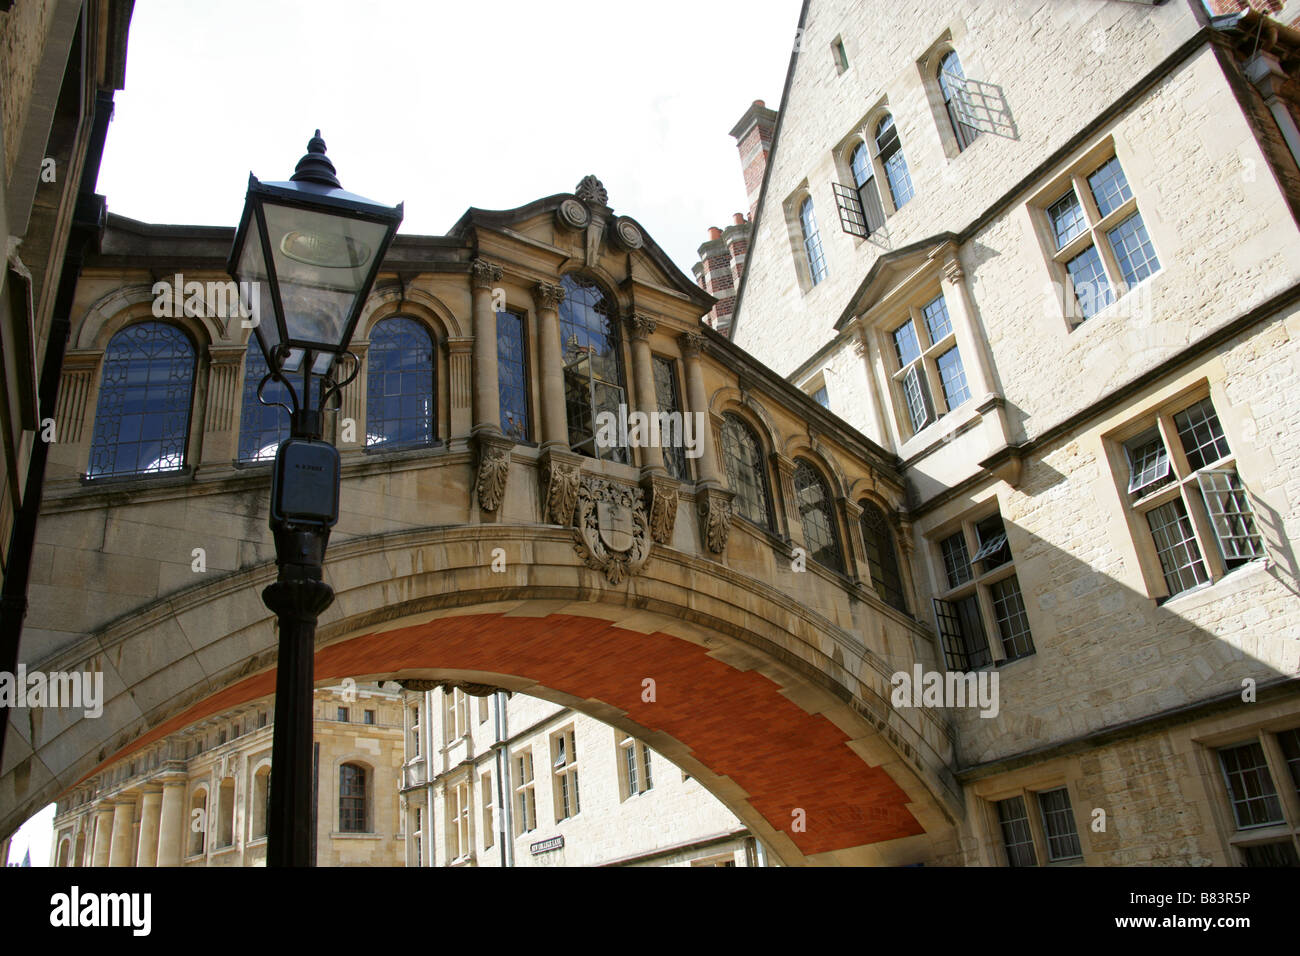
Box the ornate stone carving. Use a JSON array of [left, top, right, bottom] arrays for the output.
[[573, 477, 651, 585], [625, 311, 657, 341], [642, 473, 679, 545], [575, 175, 609, 206], [557, 198, 590, 231], [543, 458, 582, 526], [678, 329, 707, 357], [611, 216, 644, 250], [470, 258, 503, 289], [534, 281, 567, 312], [942, 256, 964, 284], [475, 441, 511, 512], [698, 486, 733, 555]]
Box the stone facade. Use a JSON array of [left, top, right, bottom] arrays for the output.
[[48, 684, 405, 867], [400, 685, 768, 866], [731, 0, 1300, 865]]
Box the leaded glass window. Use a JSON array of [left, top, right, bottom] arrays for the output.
[[1146, 498, 1209, 596], [938, 51, 980, 150], [366, 317, 435, 449], [652, 354, 687, 480], [238, 341, 292, 462], [497, 309, 530, 442], [88, 322, 196, 478], [875, 114, 914, 210], [1218, 743, 1284, 829], [800, 197, 828, 285], [559, 274, 628, 463], [793, 458, 844, 574], [721, 413, 774, 531], [339, 763, 367, 833], [860, 502, 906, 612], [1037, 788, 1082, 861]]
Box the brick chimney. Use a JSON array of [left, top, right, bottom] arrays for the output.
[[729, 100, 779, 221]]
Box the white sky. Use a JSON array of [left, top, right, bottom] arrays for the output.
[[97, 0, 801, 275]]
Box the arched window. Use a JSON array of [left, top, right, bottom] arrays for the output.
[[861, 501, 907, 612], [849, 143, 887, 235], [237, 341, 292, 461], [938, 51, 979, 151], [794, 459, 845, 574], [559, 274, 628, 463], [189, 789, 207, 856], [251, 766, 270, 839], [217, 777, 235, 848], [721, 413, 775, 532], [88, 321, 196, 478], [874, 115, 915, 211], [366, 317, 436, 449], [799, 197, 828, 285], [339, 763, 368, 833]]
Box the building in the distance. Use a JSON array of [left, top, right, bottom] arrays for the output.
[[400, 684, 770, 867], [49, 683, 406, 867]]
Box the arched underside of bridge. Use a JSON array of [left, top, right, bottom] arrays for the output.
[[1, 525, 963, 865]]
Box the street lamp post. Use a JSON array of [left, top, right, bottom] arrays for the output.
[[228, 132, 402, 867]]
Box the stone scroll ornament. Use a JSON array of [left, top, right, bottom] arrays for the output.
[[475, 445, 510, 512], [646, 479, 678, 545], [544, 459, 581, 526], [699, 490, 732, 554], [573, 477, 651, 586]]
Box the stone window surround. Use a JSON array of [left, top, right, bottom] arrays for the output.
[[830, 99, 915, 234], [781, 181, 825, 295], [550, 723, 580, 823], [1101, 383, 1267, 604], [927, 500, 1035, 673], [856, 253, 998, 456], [974, 775, 1087, 868], [1190, 713, 1300, 866], [443, 772, 473, 864], [617, 731, 654, 802], [915, 29, 988, 162], [1027, 135, 1163, 332]]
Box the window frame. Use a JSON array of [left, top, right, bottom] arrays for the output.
[[364, 315, 439, 451], [496, 306, 533, 443], [618, 732, 655, 801], [558, 273, 631, 463], [936, 50, 981, 152], [1109, 390, 1266, 603], [513, 749, 537, 837], [338, 762, 369, 834], [799, 195, 828, 287], [986, 782, 1084, 867], [882, 290, 970, 440], [931, 505, 1035, 672], [792, 457, 847, 576], [550, 725, 580, 822], [1202, 725, 1300, 865], [720, 411, 778, 535], [1031, 144, 1161, 329]]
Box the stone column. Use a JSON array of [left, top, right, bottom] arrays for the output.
[[155, 778, 186, 867], [624, 312, 664, 473], [446, 337, 475, 440], [200, 345, 247, 464], [534, 281, 569, 450], [135, 787, 163, 867], [108, 798, 136, 867], [841, 497, 867, 587], [51, 350, 102, 478], [678, 330, 733, 554], [336, 342, 367, 451], [471, 259, 504, 437], [936, 247, 994, 401], [90, 804, 115, 867]]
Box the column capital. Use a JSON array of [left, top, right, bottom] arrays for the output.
[[534, 281, 566, 311], [678, 329, 707, 357], [624, 311, 657, 341], [471, 258, 504, 290], [207, 344, 246, 366], [941, 254, 964, 285]]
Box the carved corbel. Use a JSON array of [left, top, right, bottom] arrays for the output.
[[538, 447, 584, 526], [474, 432, 514, 513], [641, 472, 679, 545], [697, 484, 735, 555]]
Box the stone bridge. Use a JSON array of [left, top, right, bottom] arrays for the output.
[[0, 178, 962, 865]]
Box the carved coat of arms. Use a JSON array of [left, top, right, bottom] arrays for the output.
[[574, 477, 650, 585]]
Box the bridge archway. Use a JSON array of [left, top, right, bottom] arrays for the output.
[[3, 524, 961, 866]]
